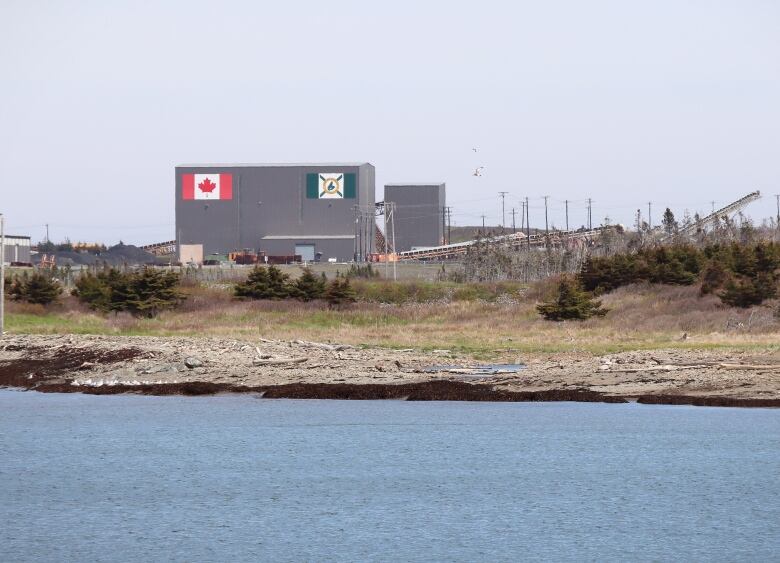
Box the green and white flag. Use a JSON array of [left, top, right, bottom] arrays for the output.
[[306, 173, 357, 199], [318, 173, 344, 199]]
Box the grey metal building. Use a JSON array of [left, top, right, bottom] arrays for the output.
[[2, 235, 32, 265], [384, 183, 446, 252], [175, 163, 375, 262]]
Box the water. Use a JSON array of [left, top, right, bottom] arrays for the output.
[[1, 390, 778, 562]]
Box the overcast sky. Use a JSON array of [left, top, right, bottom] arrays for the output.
[[1, 0, 778, 244]]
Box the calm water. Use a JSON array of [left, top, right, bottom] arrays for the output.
[[0, 390, 778, 562]]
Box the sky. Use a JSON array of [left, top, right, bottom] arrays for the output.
[[1, 0, 778, 245]]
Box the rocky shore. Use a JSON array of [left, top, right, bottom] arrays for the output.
[[1, 334, 779, 407]]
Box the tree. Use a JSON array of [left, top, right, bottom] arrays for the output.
[[700, 261, 730, 295], [124, 268, 183, 318], [719, 274, 777, 308], [12, 272, 62, 305], [537, 276, 608, 321], [293, 268, 326, 301], [266, 265, 292, 299], [325, 278, 357, 308], [73, 267, 183, 317], [73, 271, 111, 310], [234, 265, 271, 299], [662, 208, 678, 235], [233, 265, 292, 300]]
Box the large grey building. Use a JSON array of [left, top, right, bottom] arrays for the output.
[[384, 183, 446, 252], [175, 163, 375, 262], [2, 235, 32, 265]]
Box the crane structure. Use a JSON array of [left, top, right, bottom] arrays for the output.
[[673, 190, 761, 238]]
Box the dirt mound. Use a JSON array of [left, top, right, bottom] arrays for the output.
[[35, 244, 160, 267]]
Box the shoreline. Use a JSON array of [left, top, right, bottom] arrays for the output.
[[1, 334, 779, 408]]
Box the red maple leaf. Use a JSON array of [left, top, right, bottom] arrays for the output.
[[198, 178, 217, 193]]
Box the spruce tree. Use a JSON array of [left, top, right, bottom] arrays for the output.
[[125, 268, 183, 318], [325, 278, 357, 308], [21, 272, 62, 305], [294, 268, 326, 301], [537, 276, 608, 321], [234, 266, 271, 299]]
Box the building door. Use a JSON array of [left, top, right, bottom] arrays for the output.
[[295, 244, 315, 262]]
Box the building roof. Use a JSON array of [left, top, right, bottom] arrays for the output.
[[3, 235, 31, 240], [176, 162, 372, 168]]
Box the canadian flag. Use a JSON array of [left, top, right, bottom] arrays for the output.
[[182, 173, 233, 200]]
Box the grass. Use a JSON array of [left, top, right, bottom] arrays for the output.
[[5, 282, 780, 357]]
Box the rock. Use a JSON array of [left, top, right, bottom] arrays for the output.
[[184, 357, 203, 369]]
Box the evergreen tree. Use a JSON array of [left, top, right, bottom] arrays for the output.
[[537, 276, 608, 321], [325, 278, 357, 308], [719, 274, 777, 308], [20, 272, 62, 305], [233, 265, 292, 300], [73, 271, 111, 311], [294, 268, 326, 301], [125, 268, 183, 317], [700, 261, 730, 295], [662, 208, 678, 234], [266, 265, 292, 299], [234, 265, 271, 299]]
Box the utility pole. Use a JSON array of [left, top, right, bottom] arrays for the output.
[[647, 201, 652, 229], [446, 206, 452, 245], [45, 223, 49, 243], [525, 196, 530, 251], [543, 196, 549, 236], [775, 194, 779, 225], [498, 191, 509, 228], [711, 201, 716, 214], [390, 203, 397, 281], [510, 207, 517, 233], [384, 203, 389, 278], [565, 199, 569, 231], [520, 200, 525, 230], [1, 213, 5, 336], [442, 206, 447, 245], [481, 215, 486, 230]]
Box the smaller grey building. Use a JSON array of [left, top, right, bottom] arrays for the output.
[[2, 235, 32, 265], [384, 183, 446, 252]]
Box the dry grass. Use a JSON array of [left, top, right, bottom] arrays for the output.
[[5, 283, 779, 356]]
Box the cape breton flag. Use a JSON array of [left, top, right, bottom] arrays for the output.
[[182, 173, 233, 200]]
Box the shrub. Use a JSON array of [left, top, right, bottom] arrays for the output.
[[346, 263, 379, 279], [8, 272, 62, 305], [719, 274, 777, 308], [293, 268, 326, 301], [537, 276, 608, 321], [325, 278, 357, 308], [73, 267, 183, 317], [233, 265, 292, 300]]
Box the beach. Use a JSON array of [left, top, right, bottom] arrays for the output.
[[2, 333, 778, 406]]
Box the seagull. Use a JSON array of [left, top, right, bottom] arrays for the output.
[[472, 147, 478, 152], [473, 166, 484, 177]]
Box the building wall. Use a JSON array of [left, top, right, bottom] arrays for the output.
[[175, 164, 375, 262], [384, 183, 446, 252], [2, 236, 31, 264]]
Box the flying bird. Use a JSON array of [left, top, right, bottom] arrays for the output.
[[472, 147, 478, 152], [473, 166, 484, 177]]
